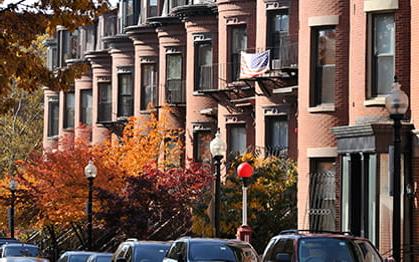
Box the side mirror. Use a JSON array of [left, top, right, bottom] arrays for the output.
[[384, 257, 395, 262], [176, 253, 185, 262], [275, 253, 291, 262]]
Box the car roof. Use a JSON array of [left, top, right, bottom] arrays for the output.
[[119, 241, 170, 247], [271, 230, 370, 241], [61, 251, 97, 256], [2, 244, 38, 248], [176, 237, 253, 245], [87, 253, 112, 258]]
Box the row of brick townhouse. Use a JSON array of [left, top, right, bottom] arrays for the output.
[[42, 0, 419, 259]]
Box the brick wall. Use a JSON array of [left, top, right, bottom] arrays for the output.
[[298, 0, 350, 229]]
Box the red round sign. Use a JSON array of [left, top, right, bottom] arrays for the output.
[[237, 162, 254, 178]]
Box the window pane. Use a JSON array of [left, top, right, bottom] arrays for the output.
[[269, 11, 289, 60], [48, 97, 59, 137], [167, 54, 182, 80], [193, 131, 212, 163], [118, 73, 134, 116], [98, 82, 112, 122], [229, 125, 247, 155], [312, 28, 336, 105], [196, 42, 213, 90], [80, 89, 92, 125], [141, 64, 157, 110], [373, 13, 395, 96], [231, 27, 247, 53], [64, 92, 75, 128], [266, 116, 288, 149]]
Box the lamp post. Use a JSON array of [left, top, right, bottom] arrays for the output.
[[385, 81, 409, 262], [236, 162, 254, 242], [9, 178, 17, 238], [210, 129, 226, 238], [84, 160, 97, 251]]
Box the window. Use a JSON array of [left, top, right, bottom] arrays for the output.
[[195, 41, 213, 90], [263, 239, 294, 261], [193, 131, 212, 163], [118, 73, 134, 117], [229, 26, 247, 82], [141, 0, 158, 23], [80, 89, 93, 125], [63, 92, 75, 129], [265, 116, 288, 151], [141, 64, 157, 110], [267, 10, 289, 68], [47, 42, 58, 71], [58, 29, 69, 67], [169, 0, 187, 10], [120, 0, 140, 31], [167, 241, 186, 260], [369, 13, 395, 97], [309, 158, 336, 231], [228, 125, 247, 155], [310, 27, 336, 106], [166, 53, 184, 104], [47, 96, 59, 137], [98, 82, 112, 122]]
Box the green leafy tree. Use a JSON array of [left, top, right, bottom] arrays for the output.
[[192, 152, 297, 253]]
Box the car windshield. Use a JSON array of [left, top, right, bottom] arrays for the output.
[[135, 245, 168, 261], [189, 242, 239, 262], [298, 238, 382, 262], [69, 255, 91, 262], [4, 246, 39, 257], [95, 256, 111, 262]]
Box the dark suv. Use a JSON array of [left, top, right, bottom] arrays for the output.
[[112, 239, 170, 262], [261, 230, 384, 262], [163, 237, 259, 262]]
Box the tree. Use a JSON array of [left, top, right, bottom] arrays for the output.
[[0, 0, 109, 106], [191, 152, 298, 253], [14, 111, 211, 246]]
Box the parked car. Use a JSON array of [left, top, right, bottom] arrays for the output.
[[261, 230, 385, 262], [163, 237, 259, 262], [0, 239, 20, 247], [86, 253, 112, 262], [0, 257, 49, 262], [0, 244, 39, 258], [57, 251, 97, 262], [112, 239, 170, 262]]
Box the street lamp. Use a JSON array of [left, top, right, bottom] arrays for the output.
[[385, 81, 409, 262], [236, 162, 254, 242], [210, 129, 226, 238], [84, 160, 97, 251], [9, 178, 17, 238]]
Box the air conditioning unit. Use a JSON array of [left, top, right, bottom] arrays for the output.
[[271, 59, 282, 70]]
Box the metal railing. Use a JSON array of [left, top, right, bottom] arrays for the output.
[[308, 171, 336, 232], [165, 79, 186, 104]]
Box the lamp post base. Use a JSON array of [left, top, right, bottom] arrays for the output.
[[236, 225, 253, 243]]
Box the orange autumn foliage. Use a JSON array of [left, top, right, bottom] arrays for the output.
[[16, 110, 187, 229]]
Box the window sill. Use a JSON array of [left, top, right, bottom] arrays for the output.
[[308, 103, 335, 113], [62, 128, 74, 132], [193, 91, 205, 96], [47, 135, 59, 140], [364, 96, 386, 107], [139, 109, 158, 114]]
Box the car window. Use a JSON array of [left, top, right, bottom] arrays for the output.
[[354, 240, 382, 262], [299, 238, 356, 262], [263, 238, 294, 262], [134, 245, 169, 262], [96, 256, 112, 262], [4, 246, 39, 257], [125, 247, 133, 262], [166, 242, 186, 259], [189, 242, 240, 262], [69, 255, 91, 262]]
